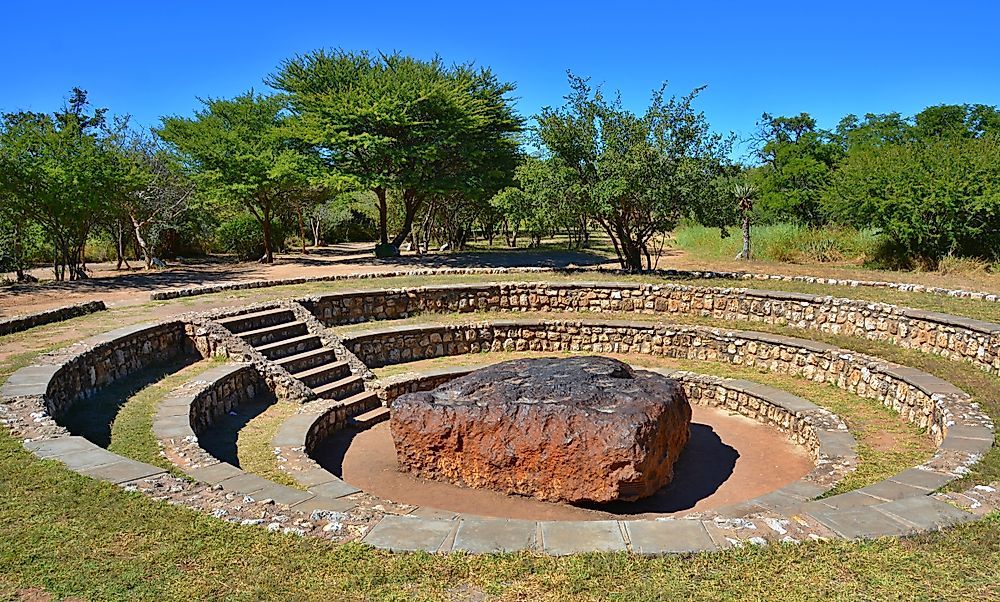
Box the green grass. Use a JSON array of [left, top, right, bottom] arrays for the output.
[[106, 360, 218, 470], [235, 401, 302, 489], [674, 223, 884, 265], [196, 395, 302, 489], [0, 429, 998, 600]]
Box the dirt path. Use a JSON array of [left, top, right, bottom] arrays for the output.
[[0, 244, 613, 317], [4, 240, 999, 318]]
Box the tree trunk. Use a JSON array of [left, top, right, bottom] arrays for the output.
[[129, 215, 150, 268], [260, 207, 274, 264], [297, 206, 307, 255], [736, 213, 751, 260], [12, 220, 25, 282], [311, 216, 321, 247], [53, 238, 63, 282], [389, 190, 420, 249], [421, 217, 432, 253], [115, 221, 125, 270], [374, 187, 388, 245], [415, 208, 433, 255], [613, 222, 644, 271]]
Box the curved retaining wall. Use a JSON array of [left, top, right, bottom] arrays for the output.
[[152, 363, 321, 508], [3, 288, 995, 553], [264, 361, 856, 551], [342, 319, 993, 479], [304, 282, 1000, 375], [0, 300, 106, 336], [150, 266, 1000, 303], [1, 321, 196, 419]]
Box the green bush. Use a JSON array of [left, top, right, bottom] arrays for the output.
[[823, 135, 1000, 264], [0, 216, 47, 276], [215, 215, 286, 261]]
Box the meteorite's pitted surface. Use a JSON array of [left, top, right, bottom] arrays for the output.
[[389, 357, 692, 503]]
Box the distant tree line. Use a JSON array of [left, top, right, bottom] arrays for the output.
[[748, 104, 1000, 265], [2, 49, 999, 281]]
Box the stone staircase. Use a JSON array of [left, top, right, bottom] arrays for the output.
[[216, 308, 384, 424]]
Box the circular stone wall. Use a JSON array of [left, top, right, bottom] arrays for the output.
[[318, 401, 814, 520], [2, 278, 994, 556]]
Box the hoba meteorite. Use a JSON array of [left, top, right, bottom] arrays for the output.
[[389, 356, 691, 504]]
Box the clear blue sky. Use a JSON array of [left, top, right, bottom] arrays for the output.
[[3, 0, 999, 158]]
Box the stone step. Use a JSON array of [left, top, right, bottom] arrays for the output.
[[292, 360, 351, 389], [351, 406, 390, 429], [256, 334, 322, 360], [313, 373, 365, 400], [217, 308, 296, 334], [239, 320, 309, 347], [275, 347, 339, 374], [339, 390, 381, 417]]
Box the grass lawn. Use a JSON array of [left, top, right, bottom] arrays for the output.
[[2, 274, 1000, 600], [0, 429, 996, 601], [234, 401, 302, 489]]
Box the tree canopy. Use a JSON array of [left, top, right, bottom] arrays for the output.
[[0, 89, 134, 280], [534, 74, 733, 270], [157, 91, 324, 263], [268, 49, 522, 255]]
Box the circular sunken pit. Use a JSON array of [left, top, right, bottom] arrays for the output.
[[317, 401, 815, 520], [4, 276, 994, 555], [389, 357, 692, 504], [313, 406, 814, 520]]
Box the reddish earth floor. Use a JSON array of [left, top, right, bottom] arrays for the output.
[[314, 405, 813, 521], [6, 241, 998, 318], [0, 244, 614, 317]]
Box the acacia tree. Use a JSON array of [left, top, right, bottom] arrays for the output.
[[751, 113, 841, 226], [491, 156, 582, 248], [158, 92, 321, 263], [537, 74, 732, 270], [106, 131, 194, 268], [0, 89, 122, 280], [269, 49, 521, 256]]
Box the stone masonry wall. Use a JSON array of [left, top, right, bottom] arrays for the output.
[[0, 300, 106, 337], [189, 364, 267, 435], [303, 282, 1000, 375], [343, 320, 992, 450], [42, 321, 195, 418]]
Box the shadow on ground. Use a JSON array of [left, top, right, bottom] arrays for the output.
[[582, 423, 739, 514], [316, 421, 738, 515], [308, 248, 611, 269], [58, 357, 197, 447], [198, 394, 277, 467]]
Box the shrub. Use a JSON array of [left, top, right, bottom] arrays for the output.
[[823, 135, 1000, 263]]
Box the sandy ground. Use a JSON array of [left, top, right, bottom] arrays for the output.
[[314, 405, 813, 521], [0, 243, 614, 317], [4, 241, 999, 318]]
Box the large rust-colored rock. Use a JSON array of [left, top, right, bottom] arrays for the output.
[[389, 357, 691, 503]]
